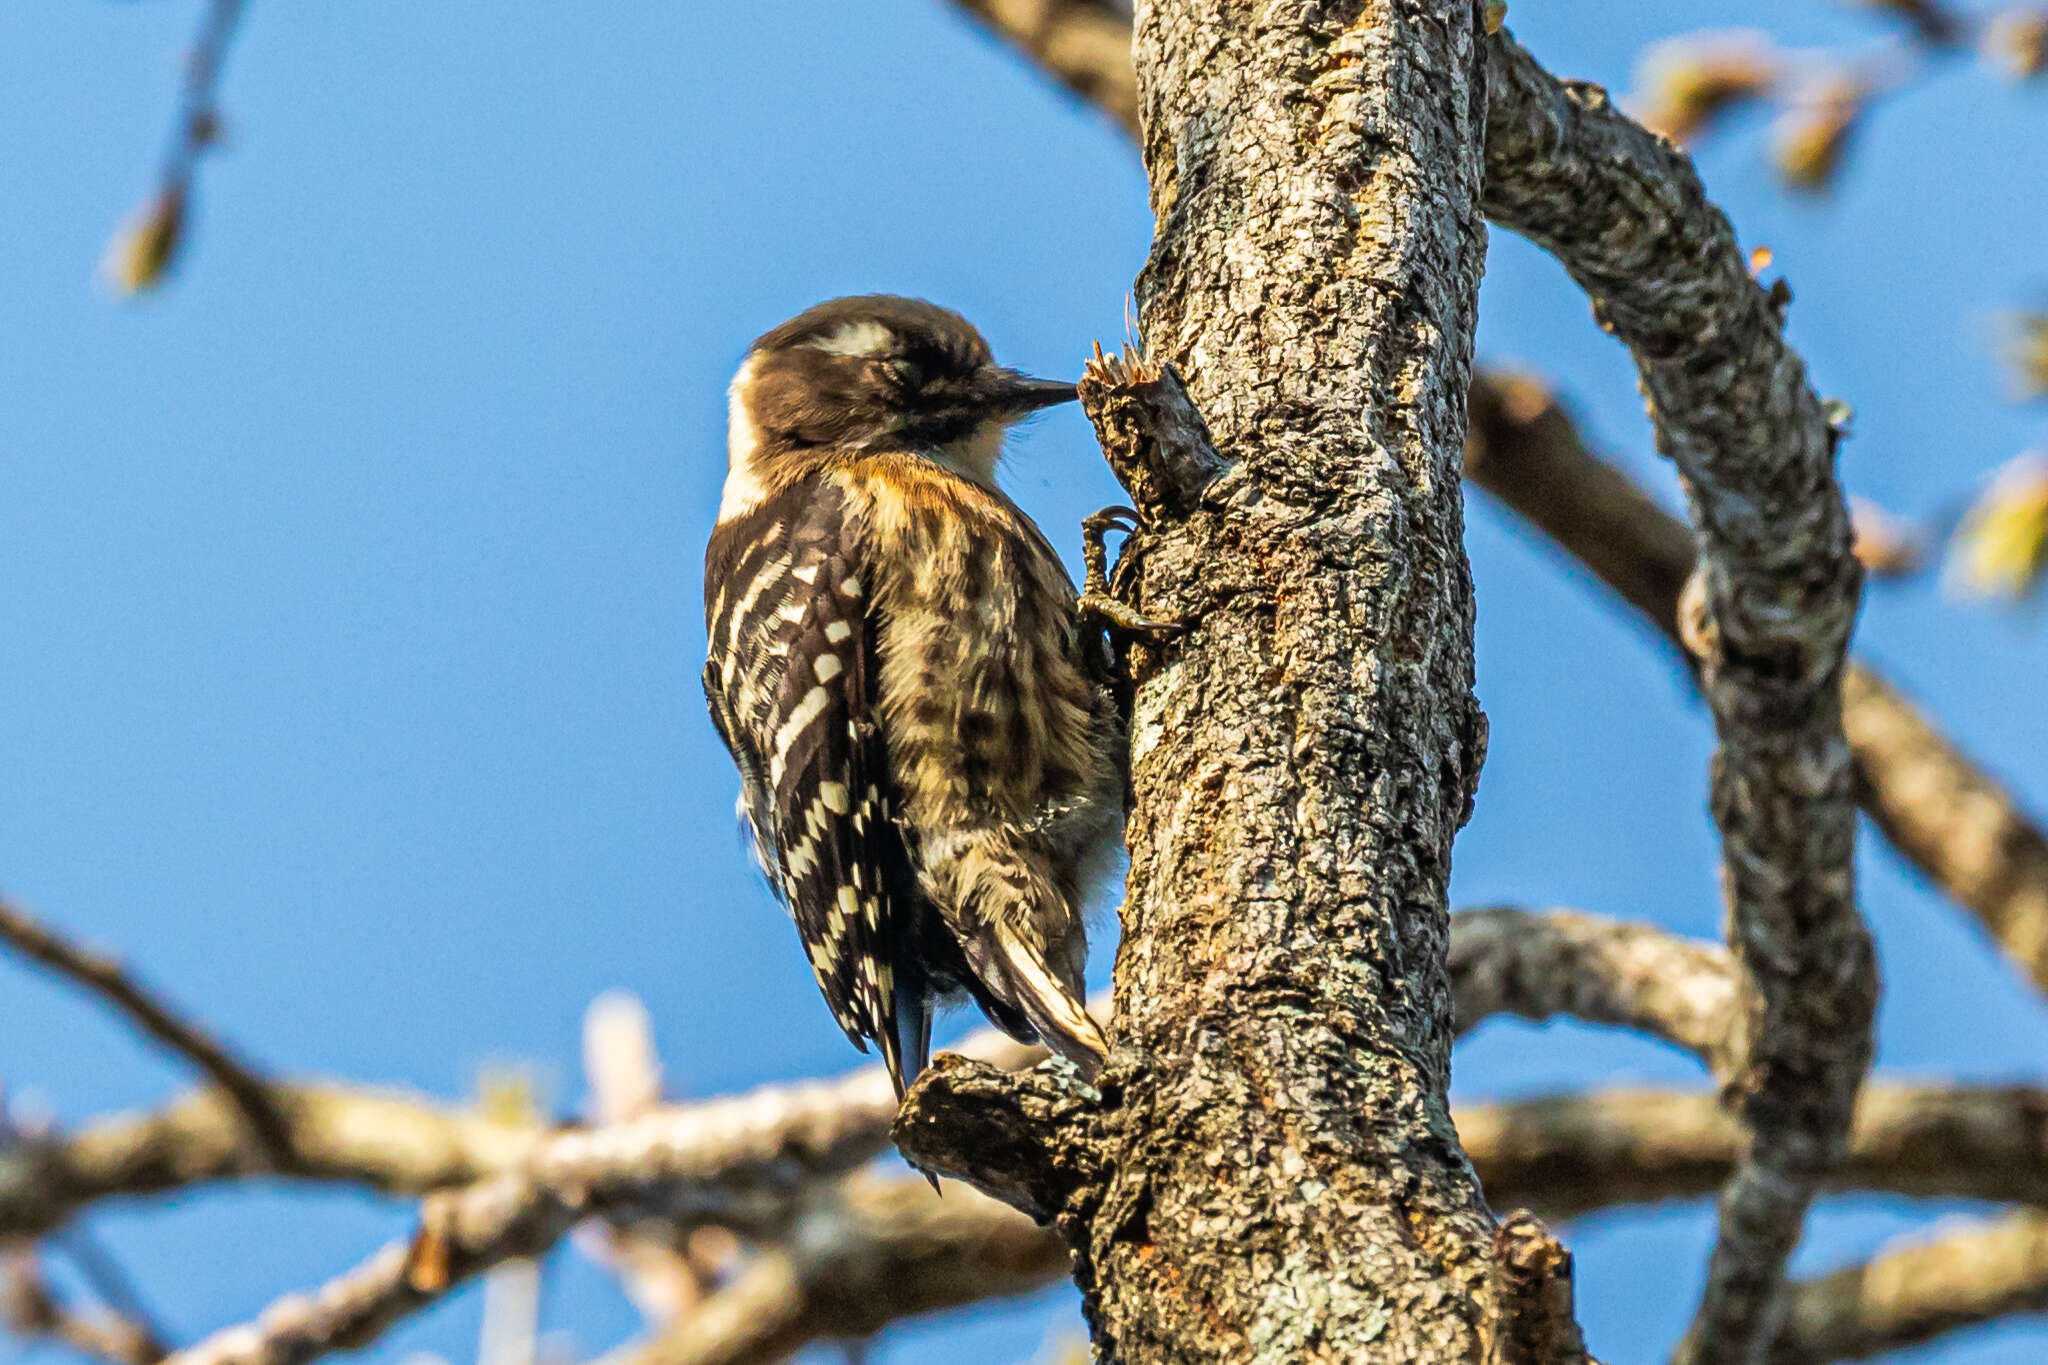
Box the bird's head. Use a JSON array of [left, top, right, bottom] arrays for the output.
[[723, 296, 1075, 513]]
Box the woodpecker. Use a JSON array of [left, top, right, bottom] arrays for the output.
[[702, 295, 1120, 1096]]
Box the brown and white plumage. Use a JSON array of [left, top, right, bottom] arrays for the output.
[[702, 296, 1119, 1096]]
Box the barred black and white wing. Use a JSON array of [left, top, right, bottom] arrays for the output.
[[703, 476, 923, 1093]]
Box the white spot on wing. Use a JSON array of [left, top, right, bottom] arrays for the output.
[[769, 685, 833, 786]]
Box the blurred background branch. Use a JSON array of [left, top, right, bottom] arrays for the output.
[[11, 897, 2048, 1363], [101, 0, 247, 295]]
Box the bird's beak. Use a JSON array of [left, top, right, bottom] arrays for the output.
[[979, 368, 1080, 418]]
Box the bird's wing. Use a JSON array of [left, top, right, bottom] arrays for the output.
[[703, 475, 919, 1092]]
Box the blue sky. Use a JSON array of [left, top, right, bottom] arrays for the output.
[[3, 2, 2046, 1361]]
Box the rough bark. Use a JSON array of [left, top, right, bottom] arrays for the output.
[[959, 32, 1879, 1355], [897, 2, 1508, 1359], [1481, 39, 1873, 1363], [1097, 1, 1499, 1355]]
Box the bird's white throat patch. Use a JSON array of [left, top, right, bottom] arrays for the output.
[[934, 421, 1005, 486]]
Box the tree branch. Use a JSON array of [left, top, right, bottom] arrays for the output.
[[0, 892, 1971, 1365], [102, 0, 248, 294], [1462, 373, 1695, 639], [23, 1070, 2046, 1365], [0, 896, 297, 1169], [598, 1174, 1070, 1365], [1450, 908, 1740, 1080], [601, 1169, 2048, 1365], [891, 1056, 1103, 1224], [1482, 35, 1873, 1361], [0, 908, 1729, 1243], [1, 1247, 168, 1365], [603, 1158, 2048, 1365], [1771, 1211, 2048, 1364], [1466, 1082, 2048, 1222], [0, 1022, 1038, 1243], [946, 1, 1136, 137], [1486, 1212, 1594, 1365], [1465, 371, 2048, 1005], [0, 1083, 536, 1242], [164, 1175, 571, 1365]]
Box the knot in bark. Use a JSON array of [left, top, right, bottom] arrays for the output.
[[891, 1054, 1108, 1225]]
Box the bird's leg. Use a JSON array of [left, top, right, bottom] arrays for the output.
[[1078, 506, 1185, 640]]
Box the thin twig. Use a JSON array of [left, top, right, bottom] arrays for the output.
[[0, 896, 296, 1168], [1, 1246, 168, 1365], [103, 0, 250, 292], [163, 0, 248, 187], [52, 1228, 173, 1358]]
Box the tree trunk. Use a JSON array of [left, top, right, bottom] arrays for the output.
[[1104, 0, 1496, 1359], [898, 3, 1529, 1362]]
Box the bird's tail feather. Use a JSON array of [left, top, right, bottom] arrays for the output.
[[889, 977, 932, 1101], [971, 922, 1106, 1079]]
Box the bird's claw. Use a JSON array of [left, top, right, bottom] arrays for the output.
[[1079, 506, 1186, 640], [1078, 590, 1187, 641]]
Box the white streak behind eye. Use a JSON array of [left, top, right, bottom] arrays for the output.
[[806, 320, 896, 358], [719, 353, 770, 519]]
